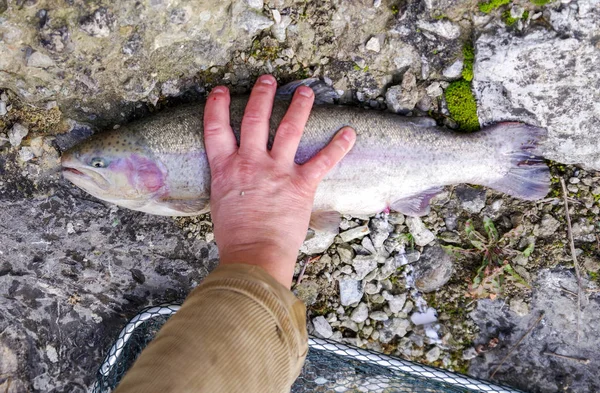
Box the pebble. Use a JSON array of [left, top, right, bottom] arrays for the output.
[[413, 244, 454, 292], [339, 278, 363, 306], [426, 82, 444, 97], [388, 212, 405, 225], [386, 293, 407, 314], [300, 230, 337, 255], [239, 10, 274, 35], [442, 59, 464, 79], [456, 185, 487, 213], [425, 346, 441, 363], [312, 316, 333, 339], [362, 325, 374, 337], [246, 0, 263, 9], [416, 20, 461, 40], [341, 319, 359, 332], [405, 250, 421, 263], [378, 318, 411, 343], [569, 177, 580, 184], [8, 123, 29, 147], [535, 214, 561, 238], [385, 71, 420, 113], [406, 217, 435, 246], [336, 243, 355, 264], [364, 281, 382, 295], [18, 147, 35, 162], [361, 236, 377, 254], [352, 255, 379, 280], [339, 225, 370, 242], [462, 347, 479, 360], [365, 37, 381, 53], [369, 217, 392, 248], [350, 303, 369, 323], [370, 311, 389, 321], [27, 51, 56, 69], [293, 280, 319, 306], [370, 294, 385, 304], [0, 101, 6, 116]]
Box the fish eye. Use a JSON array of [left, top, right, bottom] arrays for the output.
[[90, 157, 107, 168]]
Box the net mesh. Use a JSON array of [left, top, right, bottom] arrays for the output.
[[92, 304, 524, 393]]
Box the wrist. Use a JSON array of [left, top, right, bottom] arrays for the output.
[[218, 241, 298, 288]]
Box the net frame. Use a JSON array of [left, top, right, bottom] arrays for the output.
[[92, 304, 525, 393]]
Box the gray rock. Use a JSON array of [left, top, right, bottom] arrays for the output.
[[442, 59, 463, 79], [8, 123, 28, 147], [369, 217, 392, 248], [339, 278, 363, 306], [509, 298, 530, 317], [238, 10, 274, 36], [377, 257, 398, 280], [364, 281, 382, 295], [337, 243, 355, 264], [425, 346, 441, 363], [378, 318, 411, 343], [386, 293, 407, 314], [300, 230, 337, 255], [365, 37, 381, 53], [312, 316, 333, 339], [80, 7, 113, 37], [405, 250, 421, 264], [361, 236, 377, 254], [406, 217, 435, 247], [339, 225, 370, 242], [416, 20, 461, 40], [456, 185, 486, 214], [293, 280, 320, 306], [534, 214, 561, 238], [370, 311, 389, 321], [26, 52, 56, 69], [0, 101, 7, 116], [474, 15, 600, 170], [425, 82, 444, 98], [388, 212, 405, 225], [18, 147, 34, 162], [571, 220, 596, 242], [413, 244, 454, 292], [341, 319, 359, 332], [350, 303, 369, 323], [246, 0, 263, 9], [385, 71, 420, 113], [352, 255, 379, 280]]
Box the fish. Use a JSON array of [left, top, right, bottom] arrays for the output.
[[61, 80, 550, 231]]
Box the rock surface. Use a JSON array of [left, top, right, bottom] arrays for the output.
[[413, 244, 454, 293], [474, 4, 600, 170]]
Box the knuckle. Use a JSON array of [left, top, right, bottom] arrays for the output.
[[203, 120, 225, 136], [277, 122, 301, 139], [241, 112, 265, 127]]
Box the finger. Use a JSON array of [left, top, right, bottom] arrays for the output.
[[203, 86, 237, 163], [271, 86, 314, 162], [300, 127, 356, 185], [240, 75, 277, 153]]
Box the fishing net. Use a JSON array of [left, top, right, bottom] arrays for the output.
[[92, 304, 524, 393]]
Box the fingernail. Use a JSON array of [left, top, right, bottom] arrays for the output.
[[260, 76, 275, 85], [340, 128, 355, 142], [298, 87, 313, 97], [212, 86, 227, 94]]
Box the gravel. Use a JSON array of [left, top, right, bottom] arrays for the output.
[[339, 225, 370, 242], [8, 123, 28, 147], [413, 244, 454, 293], [312, 316, 333, 339], [350, 303, 369, 323], [406, 217, 435, 247], [339, 278, 364, 306]]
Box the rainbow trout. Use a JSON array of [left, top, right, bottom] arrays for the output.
[[61, 81, 550, 230]]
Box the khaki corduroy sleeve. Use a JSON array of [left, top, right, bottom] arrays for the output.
[[114, 264, 308, 393]]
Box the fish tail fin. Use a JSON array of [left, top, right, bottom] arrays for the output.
[[482, 122, 550, 200]]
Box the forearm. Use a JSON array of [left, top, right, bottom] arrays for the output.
[[114, 264, 307, 393]]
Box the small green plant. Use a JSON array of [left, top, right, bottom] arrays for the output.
[[445, 80, 479, 132], [479, 0, 511, 14], [522, 10, 530, 19], [443, 218, 531, 299], [462, 43, 474, 82], [391, 4, 400, 15], [395, 233, 415, 250], [530, 0, 552, 5], [502, 10, 518, 25]]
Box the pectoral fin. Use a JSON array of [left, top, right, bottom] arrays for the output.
[[390, 187, 444, 217], [157, 197, 209, 214], [309, 210, 342, 232], [276, 79, 339, 104]]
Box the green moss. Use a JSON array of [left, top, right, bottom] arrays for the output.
[[445, 80, 479, 132], [522, 10, 530, 19], [391, 4, 400, 15], [479, 0, 511, 14], [462, 43, 474, 82], [530, 0, 552, 5], [502, 9, 518, 25]]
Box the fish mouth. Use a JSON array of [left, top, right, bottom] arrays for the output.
[[61, 165, 111, 191]]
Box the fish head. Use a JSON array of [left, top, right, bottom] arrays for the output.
[[61, 129, 166, 209]]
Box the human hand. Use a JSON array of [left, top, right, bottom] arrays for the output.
[[203, 75, 356, 288]]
